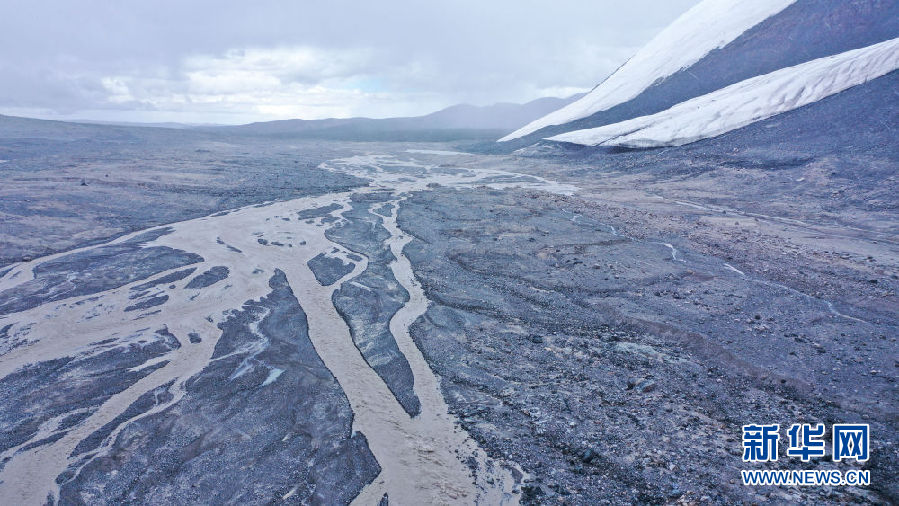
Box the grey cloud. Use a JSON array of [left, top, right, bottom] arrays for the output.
[[0, 0, 699, 122]]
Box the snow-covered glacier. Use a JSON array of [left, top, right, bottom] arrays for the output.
[[498, 0, 797, 142], [546, 37, 899, 148]]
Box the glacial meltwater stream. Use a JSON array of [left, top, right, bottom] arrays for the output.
[[0, 152, 576, 505]]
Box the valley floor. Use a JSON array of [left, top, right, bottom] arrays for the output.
[[0, 135, 895, 504]]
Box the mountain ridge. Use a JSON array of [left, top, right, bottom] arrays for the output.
[[499, 0, 899, 149], [209, 94, 586, 139]]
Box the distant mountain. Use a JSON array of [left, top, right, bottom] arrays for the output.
[[0, 114, 202, 160], [0, 94, 585, 145], [406, 97, 589, 130], [70, 120, 219, 129], [214, 95, 585, 141], [0, 114, 139, 141], [500, 0, 899, 147]]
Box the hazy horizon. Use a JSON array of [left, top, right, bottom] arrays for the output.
[[0, 92, 582, 128]]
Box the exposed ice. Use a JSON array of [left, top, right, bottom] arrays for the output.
[[548, 37, 899, 147]]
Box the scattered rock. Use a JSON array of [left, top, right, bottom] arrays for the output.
[[579, 447, 599, 464], [636, 379, 657, 393], [627, 377, 657, 393]]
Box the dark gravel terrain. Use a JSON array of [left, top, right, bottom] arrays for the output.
[[399, 186, 896, 504], [326, 192, 422, 417], [0, 118, 365, 265], [59, 271, 380, 504], [0, 111, 895, 504]]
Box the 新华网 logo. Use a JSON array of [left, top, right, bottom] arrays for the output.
[[742, 423, 869, 463], [740, 423, 872, 487]]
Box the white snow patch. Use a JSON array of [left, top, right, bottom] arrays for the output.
[[500, 0, 796, 141], [262, 368, 284, 386], [724, 263, 746, 277], [349, 281, 372, 291], [548, 38, 899, 148]]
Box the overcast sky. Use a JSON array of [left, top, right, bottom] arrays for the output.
[[0, 0, 699, 124]]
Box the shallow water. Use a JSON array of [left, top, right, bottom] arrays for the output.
[[0, 153, 574, 504]]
